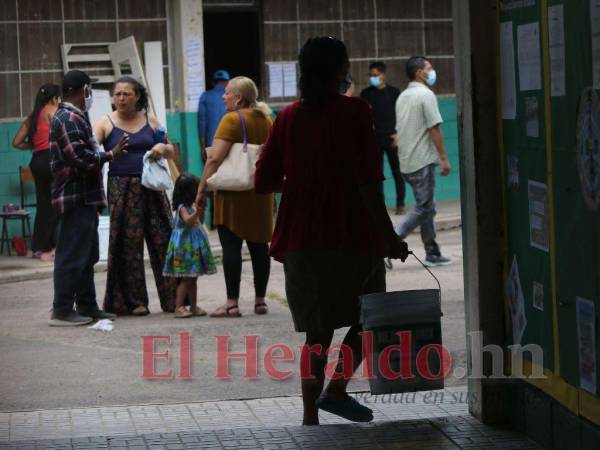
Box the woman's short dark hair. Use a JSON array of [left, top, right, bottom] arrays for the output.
[[172, 172, 199, 210], [406, 56, 429, 81], [298, 36, 349, 108], [27, 84, 60, 143], [114, 76, 149, 111]]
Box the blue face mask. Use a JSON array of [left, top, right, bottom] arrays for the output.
[[369, 76, 381, 87], [425, 69, 437, 86]]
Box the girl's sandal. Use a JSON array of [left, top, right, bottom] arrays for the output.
[[209, 304, 242, 318], [254, 302, 268, 315], [174, 306, 192, 318], [191, 306, 207, 317]]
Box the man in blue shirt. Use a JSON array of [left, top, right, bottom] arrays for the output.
[[198, 69, 229, 161], [198, 69, 229, 229]]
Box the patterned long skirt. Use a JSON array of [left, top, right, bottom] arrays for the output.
[[103, 176, 176, 314]]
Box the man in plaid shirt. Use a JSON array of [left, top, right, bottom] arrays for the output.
[[49, 70, 128, 326]]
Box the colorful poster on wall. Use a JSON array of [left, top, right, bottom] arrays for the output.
[[525, 97, 539, 137], [548, 5, 566, 97], [532, 282, 544, 311], [517, 22, 542, 91], [507, 256, 527, 345], [528, 180, 549, 252], [591, 1, 600, 89], [576, 297, 597, 395], [501, 22, 517, 119]]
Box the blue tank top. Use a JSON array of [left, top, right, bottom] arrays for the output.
[[105, 115, 155, 177]]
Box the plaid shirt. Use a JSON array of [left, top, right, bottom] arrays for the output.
[[50, 103, 111, 215]]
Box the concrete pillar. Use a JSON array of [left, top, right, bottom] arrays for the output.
[[167, 0, 205, 174], [167, 0, 205, 112], [453, 0, 509, 424]]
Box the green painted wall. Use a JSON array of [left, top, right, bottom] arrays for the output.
[[0, 121, 36, 238], [0, 96, 458, 242]]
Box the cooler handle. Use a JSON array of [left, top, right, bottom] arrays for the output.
[[385, 252, 443, 307]]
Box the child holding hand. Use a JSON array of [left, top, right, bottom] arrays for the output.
[[163, 173, 217, 318]]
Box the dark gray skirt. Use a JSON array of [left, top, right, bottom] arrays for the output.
[[283, 250, 386, 332]]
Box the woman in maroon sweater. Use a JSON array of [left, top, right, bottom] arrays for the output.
[[255, 37, 408, 426]]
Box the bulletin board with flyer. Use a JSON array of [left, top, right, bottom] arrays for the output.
[[498, 0, 599, 424]]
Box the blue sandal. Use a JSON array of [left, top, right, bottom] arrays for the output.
[[315, 395, 374, 422]]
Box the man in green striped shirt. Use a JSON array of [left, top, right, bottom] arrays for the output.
[[394, 56, 452, 267]]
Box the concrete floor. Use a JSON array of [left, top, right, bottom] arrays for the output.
[[0, 229, 466, 412]]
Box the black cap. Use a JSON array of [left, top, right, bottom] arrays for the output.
[[62, 70, 97, 93]]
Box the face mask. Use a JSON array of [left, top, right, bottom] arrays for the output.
[[339, 74, 352, 94], [84, 85, 94, 112], [369, 76, 381, 88], [425, 69, 437, 87]]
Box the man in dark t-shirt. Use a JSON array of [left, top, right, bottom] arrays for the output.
[[360, 61, 406, 214]]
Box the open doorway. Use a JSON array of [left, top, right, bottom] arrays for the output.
[[202, 10, 261, 89]]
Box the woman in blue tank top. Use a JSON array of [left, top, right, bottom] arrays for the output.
[[93, 76, 177, 315]]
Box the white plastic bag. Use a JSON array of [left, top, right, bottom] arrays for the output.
[[88, 319, 114, 332], [141, 152, 174, 191]]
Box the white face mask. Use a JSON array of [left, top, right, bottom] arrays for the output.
[[83, 85, 94, 112]]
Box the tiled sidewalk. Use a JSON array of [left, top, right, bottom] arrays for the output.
[[0, 387, 542, 449]]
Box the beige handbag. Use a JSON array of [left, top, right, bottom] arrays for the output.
[[206, 111, 262, 191]]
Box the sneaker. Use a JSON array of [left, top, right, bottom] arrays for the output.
[[48, 311, 93, 327], [77, 308, 117, 321], [424, 255, 452, 267]]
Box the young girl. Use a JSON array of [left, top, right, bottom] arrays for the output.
[[163, 173, 217, 318]]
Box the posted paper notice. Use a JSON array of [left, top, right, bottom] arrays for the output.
[[283, 63, 297, 97], [501, 22, 517, 119], [548, 5, 566, 97], [525, 97, 539, 137], [517, 22, 542, 91], [592, 1, 600, 89], [507, 256, 527, 345], [186, 36, 205, 110], [576, 297, 597, 395], [268, 63, 283, 98], [528, 180, 549, 252]]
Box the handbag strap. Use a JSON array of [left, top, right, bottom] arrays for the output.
[[236, 110, 248, 153]]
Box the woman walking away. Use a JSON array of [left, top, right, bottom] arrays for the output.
[[12, 84, 61, 262], [196, 76, 274, 318], [93, 76, 177, 315], [163, 173, 217, 318], [255, 37, 409, 426]]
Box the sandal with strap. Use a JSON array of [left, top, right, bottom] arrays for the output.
[[254, 302, 268, 315], [209, 304, 242, 318], [174, 306, 192, 318]]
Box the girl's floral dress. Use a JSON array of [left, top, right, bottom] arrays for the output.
[[163, 205, 217, 277]]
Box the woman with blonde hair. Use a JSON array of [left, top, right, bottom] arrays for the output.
[[196, 76, 274, 317]]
